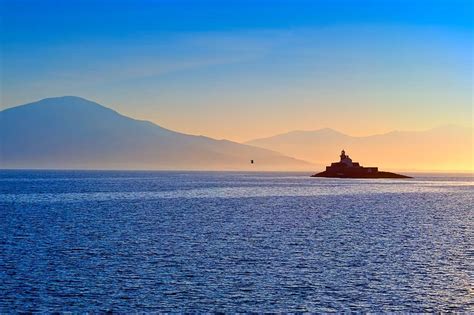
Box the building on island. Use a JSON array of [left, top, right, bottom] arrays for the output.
[[311, 150, 410, 178], [327, 149, 378, 174]]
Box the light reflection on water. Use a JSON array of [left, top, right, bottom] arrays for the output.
[[0, 171, 473, 312]]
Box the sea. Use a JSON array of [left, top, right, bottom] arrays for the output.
[[1, 170, 473, 312]]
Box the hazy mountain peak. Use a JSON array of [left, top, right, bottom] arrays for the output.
[[1, 96, 120, 120], [42, 95, 94, 103], [312, 128, 347, 135], [5, 95, 103, 109], [247, 127, 349, 144]]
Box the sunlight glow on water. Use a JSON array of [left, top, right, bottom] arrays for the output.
[[1, 171, 473, 312]]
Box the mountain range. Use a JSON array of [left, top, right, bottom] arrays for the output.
[[0, 96, 311, 170], [1, 96, 471, 171], [246, 126, 473, 172]]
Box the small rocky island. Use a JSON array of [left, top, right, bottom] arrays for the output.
[[311, 150, 411, 178]]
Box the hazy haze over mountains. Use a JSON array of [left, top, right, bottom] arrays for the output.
[[246, 127, 473, 172], [0, 96, 311, 170]]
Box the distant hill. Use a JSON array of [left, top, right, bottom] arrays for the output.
[[0, 96, 312, 170], [246, 126, 473, 172]]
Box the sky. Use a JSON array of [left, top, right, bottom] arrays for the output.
[[1, 0, 473, 142]]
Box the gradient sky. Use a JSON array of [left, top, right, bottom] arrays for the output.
[[1, 0, 472, 141]]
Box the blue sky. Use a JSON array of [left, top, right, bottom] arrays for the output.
[[1, 0, 472, 140]]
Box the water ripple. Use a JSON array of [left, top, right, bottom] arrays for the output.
[[0, 171, 472, 312]]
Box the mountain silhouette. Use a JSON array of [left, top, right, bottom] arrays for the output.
[[246, 126, 473, 171], [0, 96, 311, 170]]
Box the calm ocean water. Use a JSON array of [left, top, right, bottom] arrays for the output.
[[1, 170, 473, 312]]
